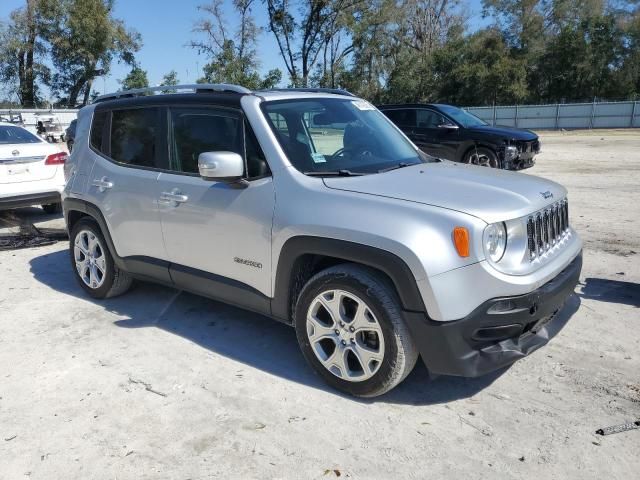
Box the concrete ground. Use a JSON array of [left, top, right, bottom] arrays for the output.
[[0, 130, 639, 479]]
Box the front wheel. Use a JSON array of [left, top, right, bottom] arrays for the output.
[[464, 147, 500, 168], [294, 264, 418, 397]]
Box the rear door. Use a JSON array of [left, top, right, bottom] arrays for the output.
[[0, 126, 58, 186], [84, 107, 168, 264]]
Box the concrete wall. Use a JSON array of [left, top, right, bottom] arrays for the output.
[[466, 101, 640, 130]]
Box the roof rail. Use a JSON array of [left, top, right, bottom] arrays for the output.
[[94, 83, 252, 103], [262, 88, 355, 97]]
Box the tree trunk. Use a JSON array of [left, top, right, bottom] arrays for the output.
[[82, 78, 93, 106], [21, 0, 38, 107], [67, 77, 86, 107]]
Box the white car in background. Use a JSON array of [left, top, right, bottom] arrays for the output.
[[0, 122, 67, 213]]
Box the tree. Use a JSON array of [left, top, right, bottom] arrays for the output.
[[160, 70, 179, 92], [47, 0, 141, 107], [190, 0, 282, 89], [0, 0, 55, 107], [266, 0, 362, 87], [161, 70, 179, 87], [119, 66, 149, 90]]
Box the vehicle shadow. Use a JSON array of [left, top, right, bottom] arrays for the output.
[[29, 248, 578, 405], [578, 277, 640, 308]]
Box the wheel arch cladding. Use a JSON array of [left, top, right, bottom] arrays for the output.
[[271, 236, 427, 322], [63, 198, 125, 270]]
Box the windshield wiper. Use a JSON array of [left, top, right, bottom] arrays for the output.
[[378, 162, 415, 173], [303, 169, 366, 177]]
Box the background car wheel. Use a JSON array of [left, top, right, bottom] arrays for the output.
[[69, 218, 133, 299], [294, 264, 418, 398], [465, 147, 500, 168], [42, 203, 62, 214]]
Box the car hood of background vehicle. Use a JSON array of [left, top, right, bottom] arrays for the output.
[[466, 124, 538, 141], [323, 162, 566, 224]]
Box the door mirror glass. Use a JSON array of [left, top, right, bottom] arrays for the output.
[[198, 151, 244, 181]]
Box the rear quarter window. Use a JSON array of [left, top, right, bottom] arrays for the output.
[[90, 111, 108, 153]]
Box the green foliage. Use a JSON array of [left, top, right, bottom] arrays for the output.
[[119, 66, 149, 90], [47, 0, 141, 106], [0, 0, 55, 107], [191, 0, 282, 89], [0, 0, 140, 107]]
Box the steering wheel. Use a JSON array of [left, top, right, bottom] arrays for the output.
[[330, 146, 373, 159]]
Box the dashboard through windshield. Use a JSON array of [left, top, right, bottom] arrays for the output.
[[262, 98, 425, 175]]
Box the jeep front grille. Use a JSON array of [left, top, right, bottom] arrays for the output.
[[526, 199, 569, 260]]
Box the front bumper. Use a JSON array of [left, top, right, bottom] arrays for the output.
[[404, 252, 582, 377]]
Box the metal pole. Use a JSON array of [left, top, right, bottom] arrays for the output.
[[555, 103, 560, 130], [515, 104, 518, 128], [589, 97, 596, 129], [493, 103, 497, 126], [631, 101, 637, 128]]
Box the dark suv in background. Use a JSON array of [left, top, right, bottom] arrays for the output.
[[379, 104, 540, 170]]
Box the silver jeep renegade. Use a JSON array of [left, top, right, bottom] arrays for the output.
[[63, 84, 582, 397]]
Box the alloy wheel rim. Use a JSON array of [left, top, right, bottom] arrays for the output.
[[306, 289, 385, 382], [74, 230, 106, 289], [468, 152, 495, 167]]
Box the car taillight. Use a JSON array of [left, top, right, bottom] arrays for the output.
[[45, 152, 68, 165]]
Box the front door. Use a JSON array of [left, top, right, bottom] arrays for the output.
[[157, 106, 274, 297]]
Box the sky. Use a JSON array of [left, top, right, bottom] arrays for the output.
[[0, 0, 488, 100]]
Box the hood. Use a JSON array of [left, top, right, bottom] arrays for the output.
[[323, 162, 566, 224], [467, 124, 538, 141]]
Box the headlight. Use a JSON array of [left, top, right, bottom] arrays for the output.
[[483, 222, 507, 262], [504, 145, 518, 160]]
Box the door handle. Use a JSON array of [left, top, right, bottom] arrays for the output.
[[160, 190, 189, 204], [92, 177, 113, 192]]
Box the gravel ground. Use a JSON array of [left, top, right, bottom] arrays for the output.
[[0, 130, 638, 479]]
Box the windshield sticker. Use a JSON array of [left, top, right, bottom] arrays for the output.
[[311, 153, 327, 163], [351, 100, 375, 111]]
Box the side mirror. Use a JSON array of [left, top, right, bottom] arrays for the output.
[[438, 123, 459, 130], [198, 151, 247, 187]]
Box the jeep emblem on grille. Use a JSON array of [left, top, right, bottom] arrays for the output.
[[11, 150, 19, 156], [540, 191, 553, 199]]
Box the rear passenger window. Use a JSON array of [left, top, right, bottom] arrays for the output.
[[384, 109, 415, 127], [170, 108, 242, 174], [90, 110, 108, 153], [110, 108, 160, 168]]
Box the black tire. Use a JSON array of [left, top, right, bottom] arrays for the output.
[[69, 218, 133, 299], [294, 264, 418, 397], [42, 203, 62, 214], [464, 147, 500, 168]]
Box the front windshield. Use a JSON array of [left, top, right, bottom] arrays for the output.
[[263, 98, 424, 174], [438, 105, 488, 128], [0, 125, 41, 144]]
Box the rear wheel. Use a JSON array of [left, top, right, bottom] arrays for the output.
[[464, 147, 500, 168], [294, 264, 418, 397], [42, 203, 62, 214], [69, 218, 133, 299]]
